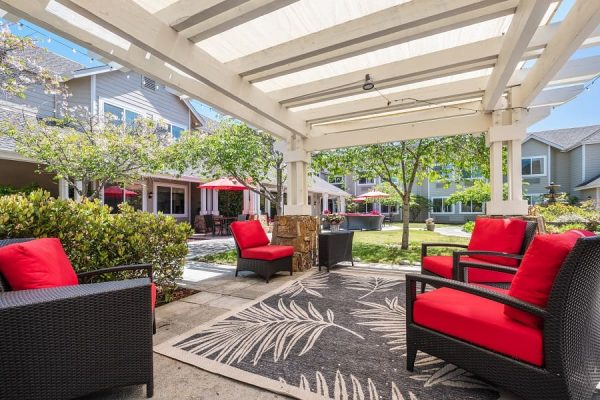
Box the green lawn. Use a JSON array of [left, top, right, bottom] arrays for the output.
[[196, 223, 469, 266]]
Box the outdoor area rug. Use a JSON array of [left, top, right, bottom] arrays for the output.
[[155, 270, 516, 400]]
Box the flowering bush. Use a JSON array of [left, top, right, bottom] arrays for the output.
[[369, 210, 382, 215], [0, 190, 192, 301], [322, 209, 331, 215], [324, 213, 345, 224]]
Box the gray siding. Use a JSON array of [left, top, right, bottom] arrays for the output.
[[65, 76, 91, 111], [551, 149, 570, 192], [584, 143, 600, 182], [96, 71, 189, 127], [8, 85, 56, 117], [521, 139, 549, 195], [570, 146, 583, 197]]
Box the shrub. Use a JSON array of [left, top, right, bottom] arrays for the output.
[[532, 203, 600, 233], [462, 220, 475, 233], [0, 190, 192, 300]]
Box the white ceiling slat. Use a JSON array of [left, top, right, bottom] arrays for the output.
[[180, 0, 300, 42], [55, 0, 310, 137], [530, 85, 584, 108], [269, 20, 570, 106], [226, 0, 519, 82], [0, 0, 293, 140], [519, 0, 600, 107], [481, 0, 551, 111], [147, 0, 226, 26], [170, 0, 249, 31]]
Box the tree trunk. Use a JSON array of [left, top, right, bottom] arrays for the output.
[[401, 196, 411, 250]]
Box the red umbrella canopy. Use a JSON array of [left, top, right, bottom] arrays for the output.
[[198, 177, 246, 191], [353, 197, 366, 202], [104, 186, 138, 198], [360, 190, 390, 199]]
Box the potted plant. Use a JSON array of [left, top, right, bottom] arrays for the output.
[[325, 213, 345, 232], [425, 217, 435, 231]]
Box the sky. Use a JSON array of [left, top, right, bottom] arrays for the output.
[[3, 0, 600, 131]]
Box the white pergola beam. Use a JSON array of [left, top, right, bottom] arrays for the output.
[[180, 0, 300, 42], [304, 114, 491, 151], [151, 1, 228, 26], [271, 20, 569, 106], [0, 0, 293, 140], [296, 54, 600, 125], [228, 0, 518, 82], [312, 101, 483, 135], [481, 0, 550, 111], [57, 0, 310, 137], [519, 0, 600, 107]]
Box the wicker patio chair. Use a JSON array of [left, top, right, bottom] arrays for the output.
[[420, 219, 537, 291], [230, 220, 294, 283], [0, 237, 154, 399], [406, 235, 600, 400]]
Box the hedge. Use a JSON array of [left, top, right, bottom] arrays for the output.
[[0, 190, 192, 301]]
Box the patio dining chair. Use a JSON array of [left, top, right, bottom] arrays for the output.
[[0, 238, 154, 399], [406, 231, 599, 400], [420, 217, 537, 291]]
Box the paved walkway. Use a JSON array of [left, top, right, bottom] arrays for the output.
[[435, 225, 472, 238]]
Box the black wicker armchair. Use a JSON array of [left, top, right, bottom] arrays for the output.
[[420, 220, 537, 291], [406, 235, 600, 400], [0, 238, 154, 399]]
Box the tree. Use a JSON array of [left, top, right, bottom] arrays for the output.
[[0, 29, 67, 101], [173, 119, 286, 215], [446, 180, 516, 206], [5, 108, 170, 199], [312, 135, 487, 249]]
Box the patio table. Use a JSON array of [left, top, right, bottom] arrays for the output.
[[318, 231, 354, 272]]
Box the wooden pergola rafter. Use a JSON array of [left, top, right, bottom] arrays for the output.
[[1, 0, 599, 215]]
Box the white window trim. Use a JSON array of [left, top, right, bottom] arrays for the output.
[[431, 197, 454, 214], [153, 182, 188, 218], [521, 156, 547, 177], [168, 122, 187, 139], [524, 193, 544, 205], [357, 178, 375, 185], [459, 200, 485, 214], [99, 98, 147, 125]]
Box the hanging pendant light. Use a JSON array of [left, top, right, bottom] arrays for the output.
[[362, 74, 374, 91]]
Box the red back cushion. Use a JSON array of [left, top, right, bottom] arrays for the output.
[[467, 218, 528, 266], [0, 238, 78, 290], [230, 220, 270, 250], [505, 230, 595, 327]]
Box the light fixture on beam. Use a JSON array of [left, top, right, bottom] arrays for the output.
[[362, 74, 374, 91]]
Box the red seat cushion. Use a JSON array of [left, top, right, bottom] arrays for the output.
[[467, 218, 528, 266], [414, 287, 543, 366], [422, 255, 515, 283], [505, 230, 595, 327], [241, 245, 294, 261], [0, 238, 78, 290], [230, 220, 270, 250]]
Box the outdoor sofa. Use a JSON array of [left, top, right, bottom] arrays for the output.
[[0, 238, 154, 399], [407, 231, 600, 400]]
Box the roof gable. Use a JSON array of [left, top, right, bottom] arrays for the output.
[[526, 125, 600, 151]]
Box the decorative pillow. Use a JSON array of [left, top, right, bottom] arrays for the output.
[[230, 220, 270, 250], [467, 218, 528, 266], [504, 230, 595, 327], [0, 238, 78, 290]]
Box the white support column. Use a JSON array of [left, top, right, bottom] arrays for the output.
[[340, 197, 346, 213], [200, 188, 208, 215], [265, 198, 271, 217], [142, 183, 148, 212], [596, 187, 600, 210], [248, 191, 259, 215], [58, 179, 69, 200], [284, 136, 312, 215], [322, 192, 329, 213], [486, 112, 528, 216], [211, 190, 219, 215], [242, 190, 251, 214], [74, 181, 83, 203]]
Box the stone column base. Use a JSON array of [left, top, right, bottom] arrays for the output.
[[271, 215, 319, 272]]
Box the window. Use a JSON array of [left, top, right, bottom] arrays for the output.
[[431, 197, 453, 213], [328, 175, 344, 189], [461, 168, 483, 180], [460, 200, 484, 214], [381, 204, 399, 213], [522, 156, 545, 176], [358, 177, 375, 185], [103, 103, 124, 125], [125, 110, 140, 127], [169, 124, 185, 139], [154, 184, 187, 216], [142, 76, 157, 91], [524, 194, 544, 205]]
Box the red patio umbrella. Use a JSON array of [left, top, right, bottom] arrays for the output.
[[353, 197, 366, 202], [360, 190, 390, 199], [198, 177, 246, 191], [103, 186, 138, 198]]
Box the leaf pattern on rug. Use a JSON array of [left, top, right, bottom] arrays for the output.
[[409, 364, 492, 391], [279, 272, 329, 298], [351, 296, 406, 352], [175, 298, 363, 366], [296, 370, 419, 400], [342, 275, 403, 299]]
